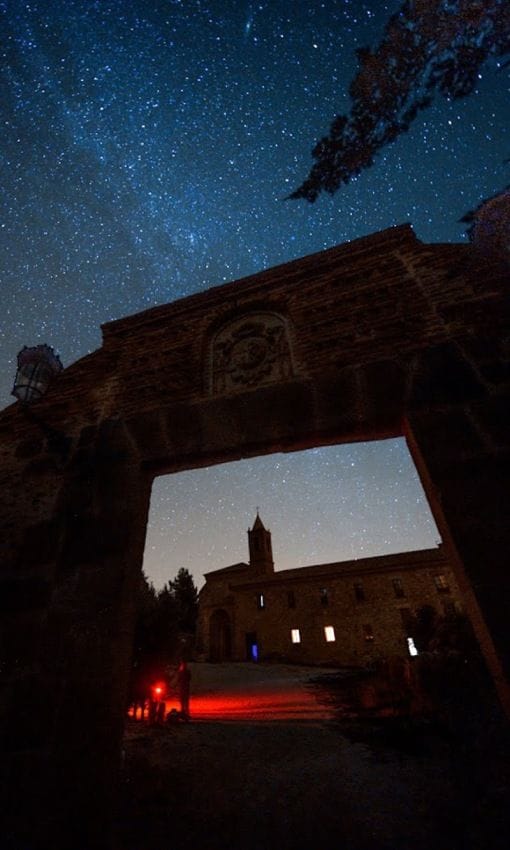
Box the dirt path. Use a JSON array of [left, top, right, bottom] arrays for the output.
[[161, 662, 336, 720], [120, 719, 461, 850], [119, 663, 508, 850]]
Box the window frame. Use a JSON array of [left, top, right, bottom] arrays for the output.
[[324, 625, 336, 643], [291, 628, 301, 645], [354, 581, 365, 602]]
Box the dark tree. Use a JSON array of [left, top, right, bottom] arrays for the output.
[[131, 571, 159, 665], [128, 571, 164, 706], [131, 568, 199, 660], [407, 604, 479, 657], [291, 0, 509, 203], [407, 604, 439, 654], [168, 567, 199, 635], [154, 583, 180, 657], [406, 605, 494, 739]]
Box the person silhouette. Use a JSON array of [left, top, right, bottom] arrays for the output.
[[176, 660, 191, 719]]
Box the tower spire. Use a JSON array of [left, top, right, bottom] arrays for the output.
[[248, 511, 274, 574]]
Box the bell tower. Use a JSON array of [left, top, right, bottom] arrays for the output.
[[248, 511, 274, 574]]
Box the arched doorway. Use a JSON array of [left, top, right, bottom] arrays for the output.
[[209, 609, 232, 661]]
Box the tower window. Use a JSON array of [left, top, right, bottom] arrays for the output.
[[319, 588, 329, 607], [354, 581, 365, 602], [291, 628, 301, 644], [324, 626, 336, 643], [287, 590, 296, 609], [257, 593, 265, 610], [392, 578, 405, 598]]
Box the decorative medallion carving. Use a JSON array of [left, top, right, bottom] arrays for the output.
[[211, 312, 293, 394]]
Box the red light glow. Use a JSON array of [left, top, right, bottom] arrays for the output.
[[160, 688, 331, 721], [128, 678, 334, 723]]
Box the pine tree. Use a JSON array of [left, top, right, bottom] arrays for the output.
[[169, 567, 199, 635], [128, 568, 199, 706]]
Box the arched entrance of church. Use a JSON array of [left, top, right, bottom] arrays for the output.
[[209, 609, 232, 661]]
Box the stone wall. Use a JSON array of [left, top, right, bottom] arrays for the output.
[[0, 224, 508, 848], [199, 548, 463, 666]]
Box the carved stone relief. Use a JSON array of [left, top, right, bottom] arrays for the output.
[[210, 312, 294, 394]]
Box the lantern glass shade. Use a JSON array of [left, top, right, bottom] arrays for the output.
[[12, 345, 63, 403]]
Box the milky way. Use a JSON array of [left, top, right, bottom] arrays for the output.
[[2, 1, 508, 587]]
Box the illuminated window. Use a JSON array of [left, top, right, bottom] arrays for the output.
[[319, 588, 329, 607], [407, 637, 419, 656], [354, 581, 365, 602], [392, 578, 405, 598], [287, 590, 296, 609], [324, 626, 336, 643], [257, 593, 265, 610], [291, 629, 301, 644], [434, 574, 450, 593], [363, 624, 374, 642]]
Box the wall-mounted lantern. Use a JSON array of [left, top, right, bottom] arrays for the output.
[[12, 344, 63, 403]]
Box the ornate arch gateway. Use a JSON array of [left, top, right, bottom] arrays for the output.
[[0, 226, 508, 848]]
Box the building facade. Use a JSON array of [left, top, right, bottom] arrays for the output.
[[197, 514, 464, 666]]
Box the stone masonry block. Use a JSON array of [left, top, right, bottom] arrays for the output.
[[313, 367, 364, 439], [409, 342, 486, 408], [362, 359, 407, 434], [16, 518, 61, 567], [471, 395, 510, 448], [409, 408, 484, 465]]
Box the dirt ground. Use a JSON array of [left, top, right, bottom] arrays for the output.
[[118, 662, 510, 850], [155, 661, 337, 720]]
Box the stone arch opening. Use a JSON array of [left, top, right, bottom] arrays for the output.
[[143, 436, 442, 667], [1, 226, 508, 849], [144, 437, 441, 579]]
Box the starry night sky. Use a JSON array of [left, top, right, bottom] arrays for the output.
[[2, 1, 508, 588]]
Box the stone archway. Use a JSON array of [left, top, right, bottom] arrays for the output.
[[0, 225, 508, 849], [209, 609, 232, 662]]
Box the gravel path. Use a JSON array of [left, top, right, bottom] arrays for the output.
[[119, 662, 509, 850]]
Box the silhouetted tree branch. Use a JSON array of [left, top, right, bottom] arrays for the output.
[[290, 0, 509, 203]]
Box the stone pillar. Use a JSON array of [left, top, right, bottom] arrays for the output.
[[1, 418, 151, 849], [406, 339, 510, 717]]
